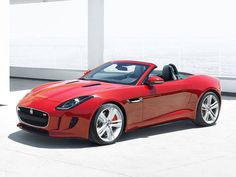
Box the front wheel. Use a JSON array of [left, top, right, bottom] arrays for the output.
[[194, 92, 220, 126], [89, 103, 124, 145]]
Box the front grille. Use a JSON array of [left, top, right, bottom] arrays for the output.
[[17, 107, 49, 127]]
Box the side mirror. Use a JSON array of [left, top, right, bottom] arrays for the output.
[[83, 69, 92, 76], [147, 76, 164, 85]]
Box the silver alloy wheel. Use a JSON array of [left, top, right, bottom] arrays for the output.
[[96, 105, 123, 142], [201, 94, 219, 124]]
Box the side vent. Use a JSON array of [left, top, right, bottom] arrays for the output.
[[82, 83, 101, 87]]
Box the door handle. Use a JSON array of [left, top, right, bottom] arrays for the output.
[[127, 97, 143, 103]]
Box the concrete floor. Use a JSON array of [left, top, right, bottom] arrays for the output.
[[1, 79, 236, 177]]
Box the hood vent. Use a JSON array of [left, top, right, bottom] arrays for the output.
[[66, 80, 80, 84], [82, 83, 101, 88]]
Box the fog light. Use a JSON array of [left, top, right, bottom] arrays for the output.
[[69, 117, 78, 129]]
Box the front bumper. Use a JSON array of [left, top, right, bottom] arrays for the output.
[[16, 95, 100, 139], [17, 123, 49, 136], [17, 122, 88, 138], [17, 105, 93, 139]]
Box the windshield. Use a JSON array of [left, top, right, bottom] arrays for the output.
[[81, 62, 149, 85]]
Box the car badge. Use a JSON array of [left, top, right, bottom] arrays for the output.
[[30, 109, 34, 115]]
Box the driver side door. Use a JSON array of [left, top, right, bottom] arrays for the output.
[[141, 79, 191, 124]]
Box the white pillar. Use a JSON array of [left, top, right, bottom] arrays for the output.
[[0, 0, 9, 104], [88, 0, 104, 69]]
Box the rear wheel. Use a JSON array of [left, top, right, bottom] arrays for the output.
[[89, 103, 124, 145], [194, 92, 220, 126]]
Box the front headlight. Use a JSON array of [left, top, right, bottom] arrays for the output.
[[56, 96, 93, 110]]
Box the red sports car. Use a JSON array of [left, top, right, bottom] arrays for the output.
[[17, 60, 221, 145]]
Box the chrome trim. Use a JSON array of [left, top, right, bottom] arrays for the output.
[[17, 106, 50, 129], [127, 97, 144, 103]]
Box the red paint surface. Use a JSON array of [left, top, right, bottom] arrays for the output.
[[17, 60, 221, 139]]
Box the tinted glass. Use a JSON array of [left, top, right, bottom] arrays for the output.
[[82, 62, 149, 85]]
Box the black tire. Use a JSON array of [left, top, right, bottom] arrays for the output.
[[194, 91, 220, 127], [89, 103, 125, 145]]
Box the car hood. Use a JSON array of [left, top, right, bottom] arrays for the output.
[[24, 79, 128, 102]]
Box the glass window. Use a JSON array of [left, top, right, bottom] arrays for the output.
[[82, 62, 149, 85], [103, 64, 135, 73]]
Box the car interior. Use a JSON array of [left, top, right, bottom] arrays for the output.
[[83, 62, 192, 85], [149, 64, 192, 82]]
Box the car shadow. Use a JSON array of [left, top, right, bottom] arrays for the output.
[[8, 120, 200, 149], [119, 120, 199, 142], [8, 131, 95, 149]]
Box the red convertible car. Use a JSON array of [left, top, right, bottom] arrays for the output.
[[17, 60, 221, 145]]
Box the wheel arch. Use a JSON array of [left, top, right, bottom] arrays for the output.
[[194, 88, 221, 120], [89, 100, 127, 136], [202, 89, 221, 105], [193, 88, 221, 126], [88, 100, 127, 144]]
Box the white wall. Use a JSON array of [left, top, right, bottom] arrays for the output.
[[10, 0, 67, 4], [0, 0, 9, 104], [10, 0, 88, 70], [220, 77, 236, 93], [104, 0, 236, 78], [10, 0, 236, 92]]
